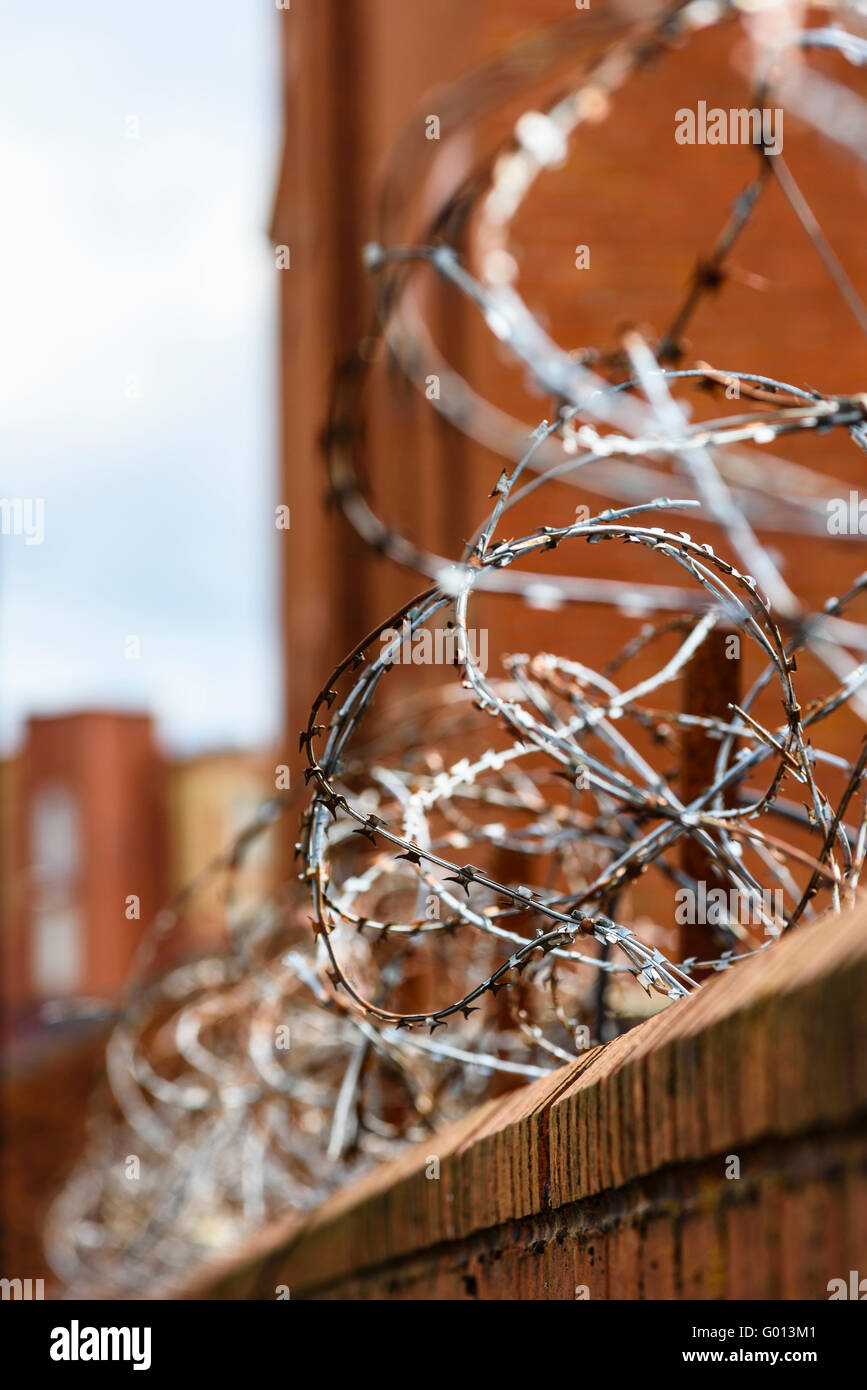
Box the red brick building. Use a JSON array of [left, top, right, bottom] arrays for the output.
[[1, 714, 280, 1045], [2, 712, 168, 1041], [272, 0, 866, 786]]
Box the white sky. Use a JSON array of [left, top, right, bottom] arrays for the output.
[[0, 1, 283, 756]]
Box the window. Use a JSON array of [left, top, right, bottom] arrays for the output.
[[30, 785, 82, 994], [31, 906, 82, 995], [31, 784, 79, 882]]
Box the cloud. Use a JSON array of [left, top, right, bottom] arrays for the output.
[[0, 0, 283, 755]]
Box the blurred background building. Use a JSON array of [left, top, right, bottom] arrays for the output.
[[1, 716, 278, 1048], [1, 714, 279, 1279]]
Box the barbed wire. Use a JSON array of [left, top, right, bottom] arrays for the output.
[[46, 0, 867, 1295]]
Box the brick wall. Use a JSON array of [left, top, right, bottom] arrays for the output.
[[273, 0, 867, 805], [179, 901, 867, 1300]]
